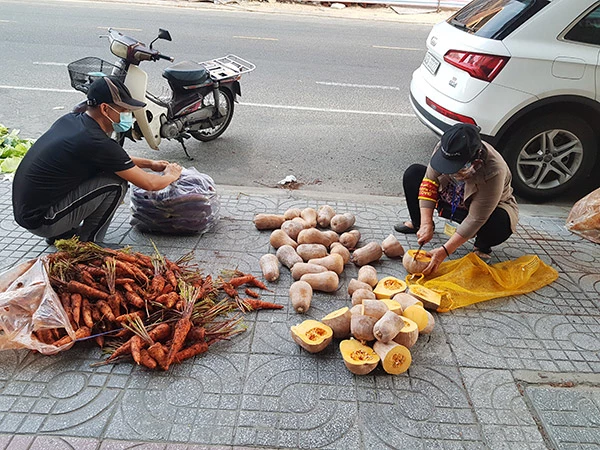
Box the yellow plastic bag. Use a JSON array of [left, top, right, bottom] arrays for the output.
[[406, 253, 559, 312]]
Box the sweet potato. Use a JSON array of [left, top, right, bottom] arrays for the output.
[[307, 253, 345, 275], [330, 213, 356, 233], [317, 205, 336, 228], [362, 299, 388, 320], [339, 230, 361, 249], [351, 242, 383, 266], [381, 234, 405, 258], [350, 310, 376, 342], [296, 244, 328, 262], [276, 245, 303, 269], [329, 242, 350, 264], [300, 271, 339, 293], [357, 265, 378, 287], [347, 278, 373, 296], [259, 254, 281, 282], [281, 220, 305, 241], [373, 310, 405, 343], [300, 208, 318, 228], [253, 214, 286, 230], [269, 229, 298, 249], [297, 228, 336, 247], [351, 288, 376, 306], [291, 262, 328, 281], [289, 280, 313, 313], [283, 208, 302, 220]]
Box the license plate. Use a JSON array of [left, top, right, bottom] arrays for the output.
[[423, 52, 440, 76]]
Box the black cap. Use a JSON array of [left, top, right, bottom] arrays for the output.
[[86, 76, 146, 111], [430, 123, 482, 174]]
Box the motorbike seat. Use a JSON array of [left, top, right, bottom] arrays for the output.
[[163, 61, 210, 86]]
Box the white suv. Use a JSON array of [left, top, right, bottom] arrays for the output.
[[410, 0, 600, 201]]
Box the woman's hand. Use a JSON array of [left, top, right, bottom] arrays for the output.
[[150, 160, 170, 172], [422, 246, 447, 276], [416, 222, 434, 246]]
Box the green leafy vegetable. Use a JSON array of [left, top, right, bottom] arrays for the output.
[[0, 124, 34, 173]]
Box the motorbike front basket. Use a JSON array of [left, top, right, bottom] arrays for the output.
[[67, 57, 124, 94]]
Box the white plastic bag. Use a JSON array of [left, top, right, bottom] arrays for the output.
[[0, 259, 75, 355], [566, 187, 600, 244]]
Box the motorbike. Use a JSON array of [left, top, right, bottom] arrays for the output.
[[67, 28, 255, 159]]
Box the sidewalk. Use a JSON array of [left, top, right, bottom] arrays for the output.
[[90, 0, 455, 24], [0, 178, 599, 450]]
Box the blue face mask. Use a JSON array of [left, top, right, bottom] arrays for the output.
[[107, 105, 133, 133]]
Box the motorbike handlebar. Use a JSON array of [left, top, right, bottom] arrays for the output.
[[157, 54, 174, 62]]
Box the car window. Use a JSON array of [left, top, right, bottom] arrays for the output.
[[447, 0, 549, 40], [564, 4, 600, 46]]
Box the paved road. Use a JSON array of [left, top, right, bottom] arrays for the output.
[[0, 0, 439, 197]]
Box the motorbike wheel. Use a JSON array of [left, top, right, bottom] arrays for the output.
[[190, 88, 235, 142]]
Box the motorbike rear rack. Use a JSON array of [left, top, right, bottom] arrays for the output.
[[198, 55, 256, 81]]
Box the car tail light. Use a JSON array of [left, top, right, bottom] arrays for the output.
[[444, 50, 509, 82], [425, 97, 477, 125]]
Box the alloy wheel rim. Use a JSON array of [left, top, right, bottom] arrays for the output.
[[516, 129, 583, 191]]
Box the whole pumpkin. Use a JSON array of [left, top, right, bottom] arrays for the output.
[[402, 249, 432, 274]]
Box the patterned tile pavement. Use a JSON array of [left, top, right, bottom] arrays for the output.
[[0, 179, 599, 449]]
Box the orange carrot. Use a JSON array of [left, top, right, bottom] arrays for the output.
[[229, 274, 269, 290], [130, 335, 144, 365], [150, 274, 166, 297], [125, 291, 145, 309], [139, 349, 157, 369], [35, 329, 54, 344], [115, 278, 136, 286], [82, 298, 94, 329], [187, 326, 206, 343], [107, 293, 122, 318], [147, 342, 168, 370], [79, 270, 96, 286], [67, 280, 108, 300], [95, 335, 105, 348], [115, 311, 145, 323], [53, 326, 91, 347], [160, 283, 174, 296], [122, 283, 134, 293], [166, 317, 192, 370], [165, 269, 177, 288], [106, 323, 170, 362], [96, 300, 116, 323], [70, 293, 82, 327], [241, 298, 283, 311], [60, 292, 74, 326], [172, 341, 209, 364], [77, 264, 105, 278], [244, 288, 260, 298], [221, 282, 238, 298]]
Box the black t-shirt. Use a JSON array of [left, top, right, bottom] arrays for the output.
[[12, 113, 135, 229]]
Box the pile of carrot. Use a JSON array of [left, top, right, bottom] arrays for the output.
[[39, 238, 282, 370]]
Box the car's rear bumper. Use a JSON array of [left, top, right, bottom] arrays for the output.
[[409, 66, 534, 145]]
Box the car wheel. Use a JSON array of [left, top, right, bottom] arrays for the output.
[[503, 114, 596, 201]]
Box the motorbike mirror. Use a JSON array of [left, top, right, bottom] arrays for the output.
[[158, 28, 172, 41], [150, 28, 172, 49]]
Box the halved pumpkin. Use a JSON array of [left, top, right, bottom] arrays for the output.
[[290, 320, 333, 353], [407, 284, 441, 311], [373, 276, 408, 299], [393, 316, 419, 348], [402, 249, 432, 274], [339, 338, 380, 375], [373, 341, 412, 375]]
